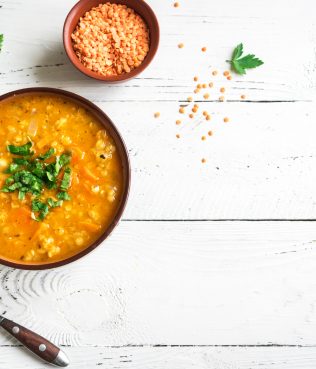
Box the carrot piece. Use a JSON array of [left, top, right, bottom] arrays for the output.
[[31, 222, 47, 241], [79, 221, 101, 232], [9, 207, 32, 227], [37, 137, 49, 149], [71, 146, 85, 164], [80, 167, 99, 182]]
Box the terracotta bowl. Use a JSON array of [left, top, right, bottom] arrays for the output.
[[63, 0, 160, 82], [0, 87, 130, 270]]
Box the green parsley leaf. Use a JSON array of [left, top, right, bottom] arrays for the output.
[[18, 191, 26, 200], [227, 43, 264, 75], [0, 34, 3, 52], [4, 163, 20, 174], [47, 198, 62, 208], [38, 148, 55, 161], [57, 192, 71, 201], [13, 157, 30, 166], [31, 199, 49, 221], [7, 141, 33, 156], [60, 167, 72, 191], [59, 153, 72, 167]]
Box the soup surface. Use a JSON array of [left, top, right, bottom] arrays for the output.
[[0, 93, 123, 264]]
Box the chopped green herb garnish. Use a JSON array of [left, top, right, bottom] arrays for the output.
[[1, 142, 73, 221], [47, 198, 63, 208], [60, 167, 72, 191], [13, 157, 30, 165], [18, 191, 26, 200], [31, 199, 49, 221], [57, 192, 71, 201], [38, 148, 55, 161], [0, 34, 3, 52], [7, 141, 33, 156], [59, 153, 71, 167], [4, 163, 21, 174]]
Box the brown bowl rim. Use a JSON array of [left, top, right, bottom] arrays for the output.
[[0, 87, 131, 270], [63, 0, 160, 83]]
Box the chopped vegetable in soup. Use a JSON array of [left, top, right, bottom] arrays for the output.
[[0, 94, 123, 263]]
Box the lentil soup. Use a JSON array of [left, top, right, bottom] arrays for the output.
[[0, 91, 126, 266]]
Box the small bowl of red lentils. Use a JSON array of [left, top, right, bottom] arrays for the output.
[[63, 0, 159, 82]]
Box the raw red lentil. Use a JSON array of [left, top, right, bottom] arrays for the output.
[[71, 2, 150, 77], [154, 112, 160, 118], [178, 43, 184, 48]]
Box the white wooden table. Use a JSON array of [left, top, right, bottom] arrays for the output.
[[1, 0, 316, 367]]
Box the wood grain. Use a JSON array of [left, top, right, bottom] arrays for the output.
[[1, 221, 316, 347], [1, 0, 316, 368], [1, 346, 316, 369]]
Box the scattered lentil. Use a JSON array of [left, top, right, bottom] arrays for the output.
[[212, 70, 218, 76], [206, 115, 211, 121], [187, 96, 193, 102], [202, 83, 207, 88], [223, 117, 229, 123], [194, 76, 198, 82], [220, 87, 225, 93], [154, 112, 160, 118], [201, 47, 207, 52], [201, 136, 206, 141], [176, 120, 181, 125], [203, 111, 208, 116], [192, 106, 198, 113], [174, 2, 179, 7], [179, 107, 185, 114], [241, 94, 246, 99], [227, 75, 232, 80], [208, 131, 213, 136], [203, 93, 210, 99], [208, 82, 214, 88], [178, 43, 184, 48], [176, 134, 180, 139], [197, 84, 202, 89], [223, 71, 230, 76], [194, 88, 200, 94], [219, 95, 225, 102], [189, 113, 194, 119], [201, 158, 206, 163]]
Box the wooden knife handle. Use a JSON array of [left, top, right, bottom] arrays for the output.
[[0, 318, 69, 367]]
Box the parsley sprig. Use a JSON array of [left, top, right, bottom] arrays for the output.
[[1, 141, 72, 221], [227, 43, 264, 75]]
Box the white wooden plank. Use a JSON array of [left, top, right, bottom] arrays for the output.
[[1, 346, 316, 369], [1, 221, 316, 346], [103, 101, 316, 219], [0, 0, 314, 101]]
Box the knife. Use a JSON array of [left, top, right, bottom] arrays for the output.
[[0, 315, 69, 367]]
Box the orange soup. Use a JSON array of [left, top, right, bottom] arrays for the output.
[[0, 94, 123, 264]]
